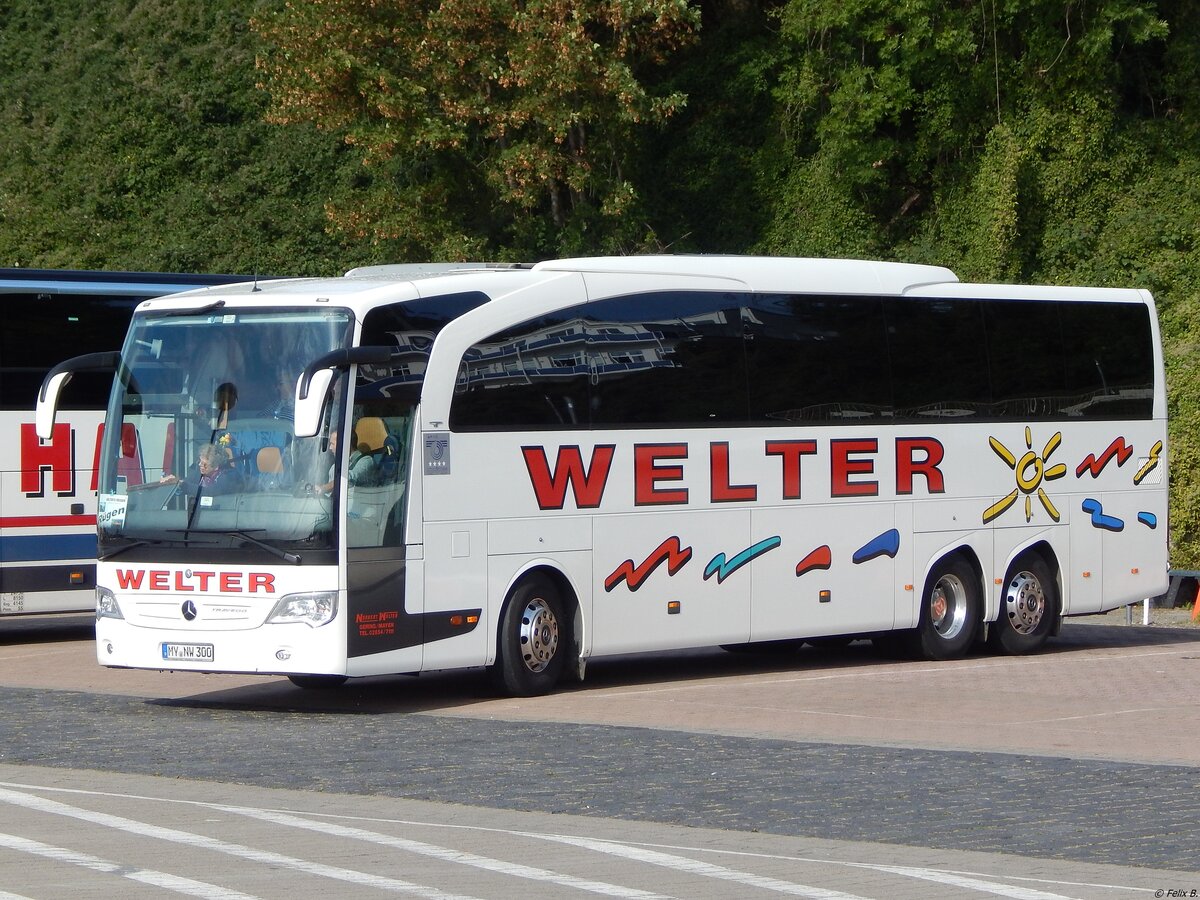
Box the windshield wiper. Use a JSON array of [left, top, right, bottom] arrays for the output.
[[168, 528, 302, 565], [99, 537, 170, 561]]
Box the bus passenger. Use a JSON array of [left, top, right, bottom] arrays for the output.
[[315, 429, 376, 495], [160, 443, 244, 496], [257, 366, 296, 421]]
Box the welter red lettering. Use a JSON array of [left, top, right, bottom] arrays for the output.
[[522, 445, 615, 510], [249, 573, 275, 594], [20, 423, 74, 496], [220, 572, 243, 592], [709, 442, 757, 503], [196, 571, 215, 591], [896, 437, 945, 495], [634, 444, 689, 506], [174, 571, 195, 592], [115, 569, 144, 590], [765, 440, 818, 500], [150, 571, 168, 590], [831, 439, 879, 497]]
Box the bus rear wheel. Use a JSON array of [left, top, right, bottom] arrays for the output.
[[910, 556, 980, 660], [490, 575, 566, 696], [989, 556, 1057, 655]]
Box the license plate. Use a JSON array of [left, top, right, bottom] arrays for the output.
[[161, 642, 215, 662]]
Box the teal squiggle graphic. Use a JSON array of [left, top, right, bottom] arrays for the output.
[[704, 536, 782, 584]]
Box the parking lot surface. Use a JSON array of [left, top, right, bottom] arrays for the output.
[[1, 614, 1198, 877]]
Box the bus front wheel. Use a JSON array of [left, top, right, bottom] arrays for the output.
[[490, 575, 566, 696], [911, 556, 980, 660], [989, 556, 1057, 655]]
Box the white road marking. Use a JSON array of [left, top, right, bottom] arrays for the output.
[[219, 804, 672, 900], [605, 840, 1149, 896], [0, 781, 1157, 898], [843, 863, 1083, 900], [0, 830, 259, 899], [0, 787, 480, 899], [522, 832, 870, 899]]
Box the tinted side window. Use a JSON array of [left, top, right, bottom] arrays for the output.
[[446, 290, 1155, 430], [451, 291, 751, 431], [359, 292, 490, 398], [982, 300, 1067, 419], [745, 294, 891, 423], [1, 292, 138, 410], [587, 291, 749, 428], [1058, 301, 1153, 419], [887, 299, 990, 419], [451, 312, 593, 430]]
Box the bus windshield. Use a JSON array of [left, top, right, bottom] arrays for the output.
[[96, 307, 354, 560]]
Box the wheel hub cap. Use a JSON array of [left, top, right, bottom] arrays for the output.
[[930, 575, 967, 639], [1004, 571, 1045, 635], [518, 597, 559, 673]]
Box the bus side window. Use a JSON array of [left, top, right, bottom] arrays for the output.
[[744, 294, 891, 424], [586, 291, 750, 428], [451, 315, 591, 431]]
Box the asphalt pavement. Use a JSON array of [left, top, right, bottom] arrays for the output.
[[1, 614, 1198, 876]]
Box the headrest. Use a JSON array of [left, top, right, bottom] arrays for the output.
[[256, 446, 284, 474], [354, 417, 388, 453]]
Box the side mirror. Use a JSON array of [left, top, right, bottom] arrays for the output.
[[292, 346, 396, 439], [36, 371, 73, 439], [35, 351, 121, 439], [293, 368, 334, 438]]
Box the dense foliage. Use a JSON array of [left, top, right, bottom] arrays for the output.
[[3, 0, 1200, 563], [253, 0, 699, 259], [0, 0, 359, 274]]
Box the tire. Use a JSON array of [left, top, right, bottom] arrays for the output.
[[910, 555, 981, 660], [490, 575, 567, 696], [287, 674, 348, 689], [989, 555, 1058, 655]]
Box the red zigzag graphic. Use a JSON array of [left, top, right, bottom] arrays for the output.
[[1076, 437, 1133, 478], [605, 537, 693, 593]]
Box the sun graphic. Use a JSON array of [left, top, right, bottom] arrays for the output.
[[982, 427, 1067, 523]]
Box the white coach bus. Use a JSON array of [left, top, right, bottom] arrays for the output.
[[1, 269, 263, 617], [36, 257, 1168, 694]]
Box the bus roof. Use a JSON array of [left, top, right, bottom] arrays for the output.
[[0, 268, 266, 296], [135, 256, 964, 313], [129, 256, 1152, 319]]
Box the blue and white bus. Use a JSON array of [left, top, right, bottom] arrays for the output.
[[36, 257, 1169, 693], [2, 269, 263, 616]]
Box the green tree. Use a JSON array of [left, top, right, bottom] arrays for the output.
[[759, 0, 1170, 273], [252, 0, 700, 260], [0, 0, 359, 274]]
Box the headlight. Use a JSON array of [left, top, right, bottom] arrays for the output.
[[266, 591, 338, 627], [96, 586, 124, 620]]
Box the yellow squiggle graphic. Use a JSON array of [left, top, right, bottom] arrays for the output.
[[1133, 440, 1163, 485]]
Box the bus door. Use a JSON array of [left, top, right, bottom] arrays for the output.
[[343, 396, 426, 674]]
